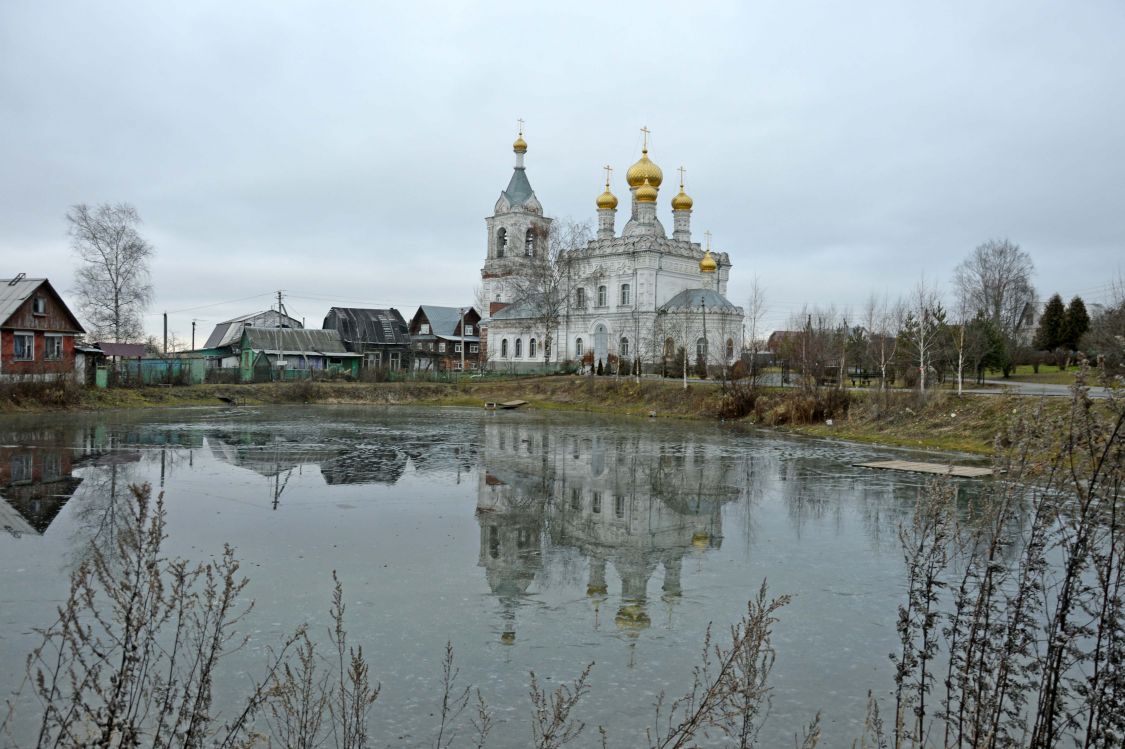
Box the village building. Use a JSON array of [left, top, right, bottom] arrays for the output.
[[0, 276, 84, 381], [201, 309, 303, 368], [238, 328, 360, 382], [0, 445, 81, 538], [408, 305, 481, 371], [480, 129, 744, 373], [322, 307, 411, 370]]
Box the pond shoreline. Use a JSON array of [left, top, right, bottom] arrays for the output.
[[0, 376, 1045, 455]]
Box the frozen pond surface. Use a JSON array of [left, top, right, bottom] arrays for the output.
[[0, 405, 988, 747]]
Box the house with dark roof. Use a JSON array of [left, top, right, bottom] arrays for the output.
[[322, 307, 412, 370], [0, 276, 85, 381], [408, 306, 481, 371], [201, 309, 303, 368], [238, 328, 360, 382]]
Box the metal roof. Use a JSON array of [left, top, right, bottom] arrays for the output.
[[241, 328, 356, 356], [323, 308, 410, 347], [503, 167, 535, 207], [203, 310, 302, 349], [659, 288, 740, 313], [419, 306, 466, 336], [0, 277, 84, 333]]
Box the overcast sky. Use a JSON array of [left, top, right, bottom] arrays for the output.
[[2, 1, 1122, 341]]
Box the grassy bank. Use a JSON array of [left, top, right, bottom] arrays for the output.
[[0, 375, 1078, 455]]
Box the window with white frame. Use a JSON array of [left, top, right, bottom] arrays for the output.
[[464, 324, 474, 335], [575, 338, 583, 356], [529, 338, 537, 358], [696, 337, 708, 360], [13, 333, 34, 361], [575, 287, 586, 309], [454, 343, 462, 353], [514, 339, 523, 357], [469, 344, 479, 353], [620, 337, 630, 357], [620, 284, 630, 305], [501, 339, 509, 357], [45, 335, 63, 360], [32, 296, 46, 315], [597, 285, 607, 307], [438, 342, 446, 353], [420, 323, 430, 334]]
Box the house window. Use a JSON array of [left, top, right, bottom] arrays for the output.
[[620, 284, 630, 306], [13, 332, 34, 361], [438, 342, 446, 353], [45, 335, 63, 360], [420, 323, 430, 334], [514, 339, 523, 358], [597, 285, 607, 307], [575, 338, 583, 356], [464, 324, 474, 336], [11, 453, 32, 483], [389, 352, 401, 369], [469, 344, 479, 353], [620, 337, 629, 357], [32, 296, 46, 315], [525, 228, 536, 256], [575, 287, 586, 309], [496, 228, 507, 258], [501, 339, 509, 357], [697, 337, 707, 360], [529, 338, 537, 358], [454, 343, 462, 353], [368, 352, 383, 368], [43, 451, 61, 481]]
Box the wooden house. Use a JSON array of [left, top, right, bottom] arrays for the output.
[[409, 306, 481, 371], [322, 308, 412, 370], [238, 328, 360, 382], [0, 276, 84, 381], [201, 309, 303, 369]]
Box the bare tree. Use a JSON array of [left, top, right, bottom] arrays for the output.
[[899, 277, 946, 394], [507, 220, 595, 369], [745, 277, 767, 382], [863, 293, 899, 390], [953, 238, 1036, 374], [68, 203, 155, 343]]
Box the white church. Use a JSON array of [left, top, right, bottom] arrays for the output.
[[481, 128, 744, 374]]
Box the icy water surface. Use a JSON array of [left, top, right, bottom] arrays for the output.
[[0, 405, 989, 747]]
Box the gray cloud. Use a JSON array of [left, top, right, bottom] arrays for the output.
[[2, 1, 1122, 339]]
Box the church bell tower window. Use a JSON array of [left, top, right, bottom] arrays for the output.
[[525, 229, 536, 256], [497, 228, 507, 258]]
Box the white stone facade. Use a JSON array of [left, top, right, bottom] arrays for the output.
[[482, 136, 744, 373]]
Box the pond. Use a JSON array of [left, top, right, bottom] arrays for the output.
[[0, 405, 989, 747]]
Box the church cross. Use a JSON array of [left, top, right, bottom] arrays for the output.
[[704, 230, 712, 250], [517, 117, 524, 136], [678, 166, 686, 189], [640, 126, 650, 151], [603, 164, 613, 188]]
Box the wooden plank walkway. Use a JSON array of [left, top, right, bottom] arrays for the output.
[[854, 460, 993, 478]]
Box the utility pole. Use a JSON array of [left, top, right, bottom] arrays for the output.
[[163, 311, 168, 355], [460, 307, 466, 373], [191, 319, 197, 351], [276, 290, 284, 325]]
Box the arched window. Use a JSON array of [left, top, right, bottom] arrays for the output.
[[525, 228, 535, 256], [620, 283, 631, 305], [664, 337, 675, 358], [597, 285, 607, 307], [515, 339, 523, 358], [696, 337, 708, 360], [575, 287, 586, 309], [726, 338, 735, 359], [496, 228, 507, 258], [575, 338, 584, 356], [614, 495, 625, 519], [529, 338, 537, 358], [501, 339, 509, 357], [620, 337, 630, 357]]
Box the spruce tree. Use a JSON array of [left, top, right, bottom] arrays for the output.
[[1034, 293, 1066, 351], [1063, 295, 1090, 351]]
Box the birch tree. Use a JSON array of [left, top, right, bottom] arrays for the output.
[[899, 278, 946, 394], [68, 203, 155, 342]]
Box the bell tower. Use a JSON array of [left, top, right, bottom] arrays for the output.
[[481, 122, 553, 318]]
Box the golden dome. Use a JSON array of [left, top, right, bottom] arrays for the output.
[[671, 189, 693, 211], [691, 531, 711, 548], [614, 603, 651, 631], [513, 134, 527, 154], [626, 149, 663, 189], [596, 181, 618, 210], [635, 177, 658, 203], [699, 250, 717, 273]]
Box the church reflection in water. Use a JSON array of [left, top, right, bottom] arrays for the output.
[[476, 420, 739, 646]]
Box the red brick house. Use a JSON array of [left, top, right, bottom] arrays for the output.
[[0, 276, 85, 380]]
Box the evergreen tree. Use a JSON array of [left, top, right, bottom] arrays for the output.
[[1034, 293, 1066, 351], [1062, 295, 1090, 351]]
